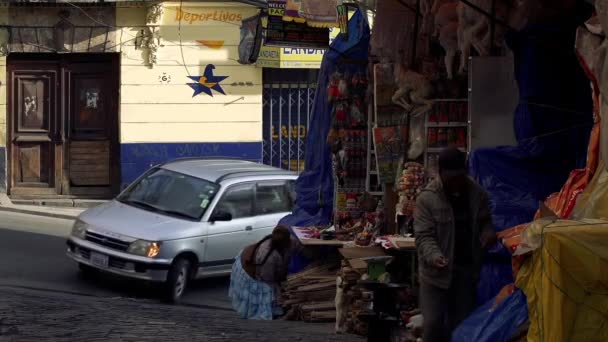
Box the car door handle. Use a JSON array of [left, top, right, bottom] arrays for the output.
[[245, 226, 253, 231]]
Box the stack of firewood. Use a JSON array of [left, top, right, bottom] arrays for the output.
[[282, 261, 340, 323], [337, 259, 373, 336]]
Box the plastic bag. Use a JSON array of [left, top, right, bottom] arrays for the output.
[[452, 289, 528, 342], [408, 113, 426, 161]]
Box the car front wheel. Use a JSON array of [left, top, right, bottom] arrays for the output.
[[163, 258, 190, 303]]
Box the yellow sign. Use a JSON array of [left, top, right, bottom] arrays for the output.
[[272, 125, 306, 139], [257, 27, 340, 69]]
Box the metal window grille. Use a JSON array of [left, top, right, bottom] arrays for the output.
[[262, 69, 318, 174]]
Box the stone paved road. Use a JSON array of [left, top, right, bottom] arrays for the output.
[[0, 286, 360, 342]]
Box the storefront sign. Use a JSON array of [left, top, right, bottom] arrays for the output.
[[162, 5, 258, 26], [175, 7, 243, 24], [265, 0, 329, 49], [257, 26, 340, 68]]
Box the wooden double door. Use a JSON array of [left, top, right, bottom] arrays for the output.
[[8, 54, 119, 198]]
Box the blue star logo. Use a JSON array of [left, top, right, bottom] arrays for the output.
[[187, 64, 229, 97]]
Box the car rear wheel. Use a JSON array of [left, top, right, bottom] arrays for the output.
[[163, 258, 190, 303]]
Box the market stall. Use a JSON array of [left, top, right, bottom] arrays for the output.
[[263, 0, 603, 341]]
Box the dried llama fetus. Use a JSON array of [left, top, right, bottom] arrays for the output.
[[392, 63, 434, 116]]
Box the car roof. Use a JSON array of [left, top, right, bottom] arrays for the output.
[[160, 158, 297, 183]]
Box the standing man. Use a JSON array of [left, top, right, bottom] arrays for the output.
[[414, 147, 496, 342]]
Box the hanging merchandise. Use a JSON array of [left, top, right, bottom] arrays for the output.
[[396, 162, 427, 234], [280, 8, 370, 229], [299, 0, 340, 28], [329, 70, 370, 222], [372, 125, 409, 184], [396, 162, 426, 216], [238, 13, 264, 65]]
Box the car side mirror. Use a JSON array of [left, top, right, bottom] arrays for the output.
[[210, 211, 232, 222]]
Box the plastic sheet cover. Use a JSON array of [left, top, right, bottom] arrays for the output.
[[515, 220, 608, 341], [468, 6, 595, 307], [469, 14, 594, 233], [452, 289, 528, 342], [280, 10, 370, 228]]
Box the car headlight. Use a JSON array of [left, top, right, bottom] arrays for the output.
[[128, 240, 161, 258], [71, 219, 88, 239]]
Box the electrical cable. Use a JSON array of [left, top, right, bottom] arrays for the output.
[[177, 0, 191, 77]]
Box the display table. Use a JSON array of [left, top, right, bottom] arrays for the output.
[[291, 226, 349, 247]]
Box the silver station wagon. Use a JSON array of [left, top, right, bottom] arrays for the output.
[[66, 158, 297, 302]]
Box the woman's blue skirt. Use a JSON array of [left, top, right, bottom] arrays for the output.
[[228, 252, 280, 320]]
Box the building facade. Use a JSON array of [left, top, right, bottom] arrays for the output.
[[0, 1, 269, 198]]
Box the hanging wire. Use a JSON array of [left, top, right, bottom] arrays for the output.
[[58, 0, 111, 28], [177, 0, 191, 77]]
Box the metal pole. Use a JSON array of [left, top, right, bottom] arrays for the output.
[[411, 0, 421, 67], [490, 0, 496, 54]]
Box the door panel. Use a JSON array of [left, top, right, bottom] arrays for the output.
[[8, 55, 119, 198], [9, 68, 59, 194], [14, 142, 52, 184], [65, 63, 116, 194], [203, 183, 256, 268]]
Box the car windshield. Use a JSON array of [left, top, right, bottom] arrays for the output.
[[117, 168, 219, 220]]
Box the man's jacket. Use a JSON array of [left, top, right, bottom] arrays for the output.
[[414, 177, 495, 289]]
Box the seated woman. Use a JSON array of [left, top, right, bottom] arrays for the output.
[[229, 225, 296, 320]]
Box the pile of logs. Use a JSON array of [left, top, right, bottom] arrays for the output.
[[337, 259, 373, 336], [282, 261, 341, 323]]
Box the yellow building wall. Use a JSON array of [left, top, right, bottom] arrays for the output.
[[116, 2, 263, 144]]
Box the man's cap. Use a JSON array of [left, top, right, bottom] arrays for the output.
[[438, 147, 467, 173]]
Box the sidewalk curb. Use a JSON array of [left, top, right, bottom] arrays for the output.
[[0, 205, 79, 220]]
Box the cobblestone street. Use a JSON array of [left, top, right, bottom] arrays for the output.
[[0, 286, 360, 342]]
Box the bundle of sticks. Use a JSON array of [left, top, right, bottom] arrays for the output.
[[282, 261, 341, 323], [336, 259, 373, 336]]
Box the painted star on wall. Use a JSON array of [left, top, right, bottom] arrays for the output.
[[187, 64, 229, 97]]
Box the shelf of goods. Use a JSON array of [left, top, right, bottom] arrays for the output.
[[424, 99, 470, 178], [328, 70, 370, 222]]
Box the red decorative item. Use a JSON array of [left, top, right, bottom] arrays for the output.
[[437, 128, 447, 147], [427, 128, 437, 147], [328, 73, 341, 101], [456, 127, 466, 148], [335, 104, 347, 123]]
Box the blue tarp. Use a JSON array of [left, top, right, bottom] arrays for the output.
[[452, 289, 528, 342], [469, 8, 594, 306], [469, 9, 594, 233], [279, 9, 370, 273]]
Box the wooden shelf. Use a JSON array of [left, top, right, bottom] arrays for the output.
[[426, 122, 468, 127], [369, 191, 383, 196], [426, 147, 467, 153], [432, 98, 468, 102]]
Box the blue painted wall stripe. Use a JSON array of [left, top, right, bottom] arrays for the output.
[[120, 142, 262, 189]]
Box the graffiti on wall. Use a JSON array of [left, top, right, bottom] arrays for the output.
[[187, 64, 228, 97]]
